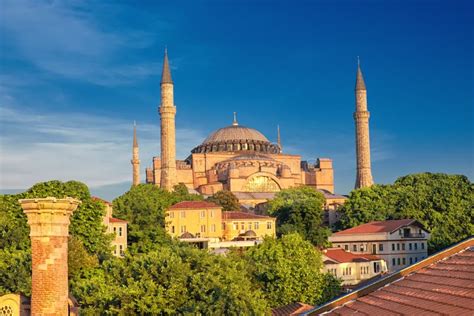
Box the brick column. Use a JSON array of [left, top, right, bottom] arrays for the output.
[[19, 197, 80, 316]]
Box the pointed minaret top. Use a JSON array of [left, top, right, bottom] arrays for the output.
[[232, 112, 238, 126], [161, 47, 173, 84], [133, 121, 138, 148], [355, 57, 366, 91]]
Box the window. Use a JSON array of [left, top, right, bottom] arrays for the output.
[[118, 227, 123, 236], [414, 243, 418, 250], [210, 210, 214, 217], [222, 223, 226, 230], [200, 225, 206, 233], [392, 258, 396, 266], [114, 245, 117, 255], [211, 224, 216, 232], [170, 212, 175, 218], [409, 243, 412, 250], [415, 257, 418, 262], [379, 244, 384, 251], [410, 257, 413, 264], [360, 244, 364, 252], [180, 225, 186, 233], [402, 243, 405, 251], [421, 242, 425, 250], [392, 243, 395, 251], [241, 222, 245, 230], [397, 258, 401, 265], [374, 262, 379, 273], [119, 245, 123, 256], [248, 223, 252, 230], [171, 226, 175, 233], [267, 222, 272, 229], [397, 243, 400, 251], [255, 222, 259, 229], [344, 245, 349, 251], [233, 222, 238, 230], [399, 229, 402, 236], [113, 227, 117, 234], [200, 210, 205, 218], [402, 258, 406, 265], [353, 245, 357, 252], [181, 211, 186, 218]]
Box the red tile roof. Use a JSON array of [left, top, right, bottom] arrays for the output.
[[333, 219, 418, 235], [169, 201, 221, 209], [222, 211, 275, 220], [109, 217, 127, 223], [92, 196, 112, 205], [272, 302, 314, 316], [323, 248, 381, 263], [308, 238, 474, 315]]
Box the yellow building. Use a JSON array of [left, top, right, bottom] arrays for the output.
[[222, 211, 276, 241], [167, 201, 223, 239], [166, 201, 276, 243]]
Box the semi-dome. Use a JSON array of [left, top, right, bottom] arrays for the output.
[[191, 115, 281, 154]]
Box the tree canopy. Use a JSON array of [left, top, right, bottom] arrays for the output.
[[339, 173, 474, 252], [206, 190, 241, 211], [267, 186, 330, 247], [243, 233, 340, 307]]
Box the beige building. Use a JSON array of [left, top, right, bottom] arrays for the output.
[[93, 197, 128, 257], [329, 219, 429, 273], [322, 248, 387, 286], [144, 49, 343, 207], [166, 201, 276, 248]]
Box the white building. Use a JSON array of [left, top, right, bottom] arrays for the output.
[[329, 219, 429, 272]]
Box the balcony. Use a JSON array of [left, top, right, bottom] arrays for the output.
[[402, 233, 425, 238]]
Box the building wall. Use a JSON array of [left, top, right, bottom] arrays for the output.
[[222, 218, 276, 241], [166, 207, 223, 238], [109, 222, 128, 257], [323, 259, 387, 285]]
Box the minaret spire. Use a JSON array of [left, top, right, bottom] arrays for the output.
[[131, 122, 140, 186], [277, 124, 282, 153], [232, 112, 238, 126], [159, 48, 177, 190], [354, 59, 374, 189]]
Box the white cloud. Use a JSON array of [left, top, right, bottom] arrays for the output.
[[1, 0, 161, 86], [0, 104, 205, 190]]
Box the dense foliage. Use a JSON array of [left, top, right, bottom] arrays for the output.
[[340, 173, 474, 252], [0, 180, 112, 296], [267, 186, 330, 247], [244, 233, 340, 307], [206, 190, 241, 211]]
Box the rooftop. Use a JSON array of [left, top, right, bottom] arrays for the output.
[[323, 248, 381, 264], [222, 211, 274, 220], [91, 196, 112, 205], [307, 237, 474, 315], [332, 219, 420, 235], [272, 302, 314, 316], [109, 217, 128, 223], [169, 201, 221, 210]]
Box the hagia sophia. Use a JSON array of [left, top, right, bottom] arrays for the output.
[[130, 49, 374, 208]]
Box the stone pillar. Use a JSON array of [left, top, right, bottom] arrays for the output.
[[19, 197, 80, 316], [131, 123, 140, 186]]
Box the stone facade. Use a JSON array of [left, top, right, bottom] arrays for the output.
[[19, 197, 80, 316], [159, 49, 177, 190], [354, 62, 374, 189], [94, 197, 128, 257], [131, 123, 140, 186]]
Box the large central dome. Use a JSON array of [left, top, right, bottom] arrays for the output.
[[191, 116, 280, 154], [203, 125, 269, 144]]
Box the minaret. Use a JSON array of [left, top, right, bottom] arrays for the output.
[[131, 122, 140, 186], [277, 125, 282, 153], [354, 58, 374, 189], [159, 48, 177, 190]]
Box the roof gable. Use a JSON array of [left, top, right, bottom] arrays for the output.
[[169, 201, 220, 209], [332, 219, 422, 235]]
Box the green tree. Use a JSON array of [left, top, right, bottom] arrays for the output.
[[206, 190, 241, 211], [340, 173, 474, 252], [268, 186, 330, 247], [244, 233, 340, 307], [0, 180, 113, 295]]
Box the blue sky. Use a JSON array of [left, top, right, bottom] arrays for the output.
[[1, 0, 472, 200]]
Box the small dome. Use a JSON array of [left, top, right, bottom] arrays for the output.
[[240, 230, 257, 237], [180, 232, 194, 239]]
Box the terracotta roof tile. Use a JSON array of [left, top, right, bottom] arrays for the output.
[[272, 302, 313, 315], [222, 211, 274, 220], [92, 196, 112, 205], [333, 219, 417, 235], [169, 201, 220, 209], [323, 248, 381, 263], [308, 240, 474, 315], [109, 217, 127, 223]]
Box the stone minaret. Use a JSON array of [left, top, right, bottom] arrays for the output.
[[354, 59, 374, 189], [159, 48, 177, 190], [19, 197, 80, 315], [277, 125, 282, 153], [131, 122, 140, 186]]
